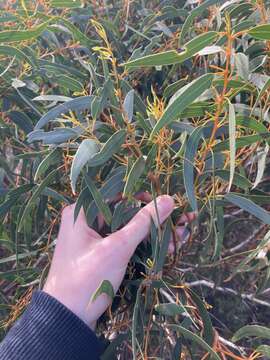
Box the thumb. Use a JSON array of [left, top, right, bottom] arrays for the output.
[[105, 195, 174, 256]]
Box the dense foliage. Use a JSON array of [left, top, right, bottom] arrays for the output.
[[1, 0, 270, 358]]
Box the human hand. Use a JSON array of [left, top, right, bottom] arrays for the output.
[[43, 195, 193, 330]]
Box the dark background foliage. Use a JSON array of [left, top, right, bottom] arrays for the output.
[[1, 0, 270, 358]]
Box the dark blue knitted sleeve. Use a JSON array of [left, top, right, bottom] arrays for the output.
[[0, 290, 104, 359]]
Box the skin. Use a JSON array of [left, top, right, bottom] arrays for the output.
[[44, 194, 194, 330]]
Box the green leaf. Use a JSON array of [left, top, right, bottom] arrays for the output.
[[124, 32, 218, 69], [251, 77, 270, 114], [183, 127, 203, 212], [225, 193, 270, 225], [168, 325, 221, 360], [34, 148, 61, 182], [227, 99, 236, 191], [18, 168, 59, 232], [123, 89, 134, 122], [84, 175, 112, 225], [155, 303, 185, 316], [179, 0, 221, 44], [232, 325, 270, 342], [89, 130, 126, 167], [0, 185, 34, 219], [8, 111, 33, 134], [35, 96, 94, 129], [256, 345, 270, 358], [132, 286, 143, 360], [0, 45, 36, 67], [154, 220, 171, 273], [253, 143, 269, 189], [123, 156, 145, 196], [91, 280, 114, 302], [50, 0, 83, 8], [248, 24, 270, 40], [189, 290, 214, 346], [234, 53, 249, 81], [214, 133, 270, 152], [150, 74, 214, 139], [0, 20, 51, 43], [70, 139, 99, 194], [86, 167, 125, 226]]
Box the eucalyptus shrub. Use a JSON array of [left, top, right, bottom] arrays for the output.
[[1, 0, 270, 358]]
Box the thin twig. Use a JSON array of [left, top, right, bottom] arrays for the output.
[[186, 280, 270, 308]]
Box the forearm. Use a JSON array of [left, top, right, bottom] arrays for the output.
[[0, 291, 104, 360]]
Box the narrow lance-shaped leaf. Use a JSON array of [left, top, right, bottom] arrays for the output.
[[154, 221, 171, 273], [248, 24, 270, 40], [168, 325, 221, 360], [183, 127, 203, 212], [84, 175, 112, 225], [89, 130, 126, 167], [18, 168, 59, 232], [150, 74, 214, 139], [225, 193, 270, 225], [70, 139, 100, 194], [251, 77, 270, 115], [0, 20, 51, 43], [123, 156, 145, 196], [227, 99, 236, 191], [179, 0, 221, 44], [123, 89, 135, 122], [132, 286, 143, 360], [34, 148, 61, 182], [124, 32, 218, 69], [253, 143, 269, 189], [190, 290, 214, 346], [0, 45, 36, 67], [234, 53, 249, 81], [232, 325, 270, 342], [51, 0, 83, 8], [86, 168, 125, 226], [35, 96, 94, 129]]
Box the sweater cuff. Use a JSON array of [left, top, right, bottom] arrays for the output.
[[1, 290, 104, 360]]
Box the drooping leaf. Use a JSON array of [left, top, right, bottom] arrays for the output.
[[0, 45, 36, 67], [234, 53, 249, 81], [88, 130, 126, 167], [70, 139, 99, 194], [123, 156, 145, 196], [18, 168, 59, 232], [183, 127, 203, 212], [179, 0, 221, 44], [248, 24, 270, 40], [124, 32, 218, 69], [150, 74, 214, 139], [0, 20, 51, 43], [225, 193, 270, 225], [86, 168, 125, 226], [168, 325, 221, 360], [84, 174, 112, 225], [123, 89, 135, 122], [227, 99, 236, 191], [34, 147, 62, 181], [253, 143, 269, 189], [232, 325, 270, 342], [35, 96, 94, 129]]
